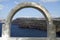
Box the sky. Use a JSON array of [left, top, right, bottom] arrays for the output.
[[0, 0, 60, 19]]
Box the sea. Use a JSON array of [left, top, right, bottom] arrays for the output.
[[0, 23, 60, 37]]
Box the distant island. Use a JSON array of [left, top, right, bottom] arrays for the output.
[[0, 19, 5, 23], [12, 18, 60, 32]]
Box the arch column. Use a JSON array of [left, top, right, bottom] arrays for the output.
[[2, 2, 56, 40]]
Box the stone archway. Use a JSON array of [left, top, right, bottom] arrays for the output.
[[2, 2, 56, 40]]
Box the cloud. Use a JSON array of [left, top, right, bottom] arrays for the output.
[[41, 0, 60, 2], [0, 4, 4, 10], [14, 1, 19, 4]]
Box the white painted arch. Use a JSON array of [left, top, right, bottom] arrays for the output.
[[2, 2, 56, 40]]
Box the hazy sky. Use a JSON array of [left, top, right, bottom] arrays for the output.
[[0, 0, 60, 19]]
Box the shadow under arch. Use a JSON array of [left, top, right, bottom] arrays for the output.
[[3, 2, 56, 40]]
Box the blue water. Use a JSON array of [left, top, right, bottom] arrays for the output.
[[0, 23, 2, 37], [0, 23, 47, 37]]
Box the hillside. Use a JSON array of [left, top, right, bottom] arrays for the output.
[[12, 18, 60, 32]]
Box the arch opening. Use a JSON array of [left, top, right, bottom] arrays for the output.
[[11, 8, 46, 37]]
